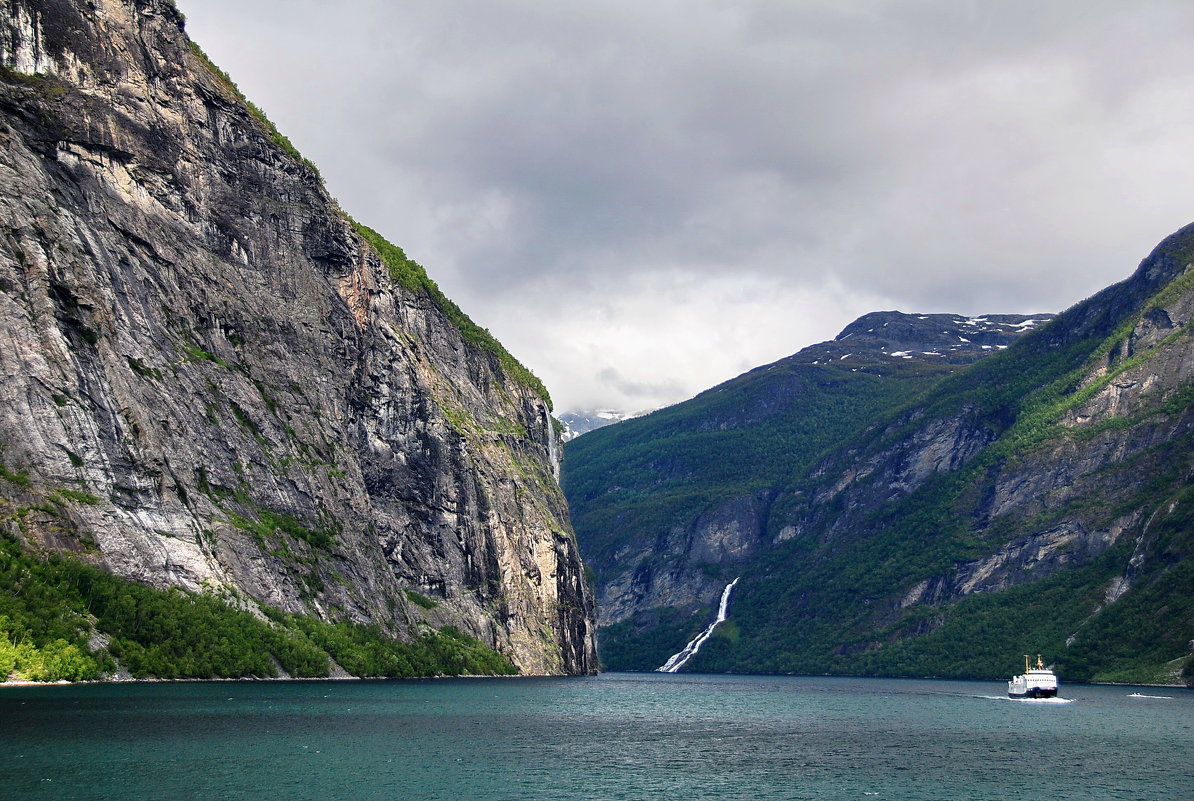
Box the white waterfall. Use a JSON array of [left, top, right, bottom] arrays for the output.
[[544, 409, 560, 481], [656, 578, 740, 673]]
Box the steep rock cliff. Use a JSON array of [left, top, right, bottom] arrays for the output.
[[0, 0, 595, 674]]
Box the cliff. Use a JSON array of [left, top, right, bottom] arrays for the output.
[[0, 0, 595, 676]]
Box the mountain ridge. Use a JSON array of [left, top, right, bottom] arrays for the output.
[[565, 309, 1053, 630], [564, 230, 1192, 684]]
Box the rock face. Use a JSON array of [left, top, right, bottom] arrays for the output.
[[0, 0, 595, 674]]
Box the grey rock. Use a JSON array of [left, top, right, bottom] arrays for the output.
[[0, 0, 595, 674]]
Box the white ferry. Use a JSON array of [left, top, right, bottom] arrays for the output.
[[1007, 654, 1058, 698]]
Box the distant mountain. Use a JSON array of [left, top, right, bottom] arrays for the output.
[[563, 229, 1193, 685], [558, 409, 654, 441], [814, 311, 1053, 364]]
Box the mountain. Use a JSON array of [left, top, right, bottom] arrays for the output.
[[558, 409, 652, 442], [0, 0, 595, 680], [563, 231, 1193, 685], [563, 311, 1052, 632]]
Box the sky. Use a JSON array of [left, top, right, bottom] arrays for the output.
[[179, 0, 1194, 413]]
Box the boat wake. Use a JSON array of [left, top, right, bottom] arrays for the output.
[[1128, 692, 1172, 699], [657, 578, 739, 673], [1010, 696, 1074, 704], [975, 694, 1075, 704]]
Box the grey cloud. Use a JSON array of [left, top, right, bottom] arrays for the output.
[[596, 367, 686, 404], [180, 0, 1194, 409]]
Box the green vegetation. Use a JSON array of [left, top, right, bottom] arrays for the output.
[[226, 507, 336, 552], [0, 65, 68, 101], [671, 356, 1193, 681], [576, 243, 1194, 683], [127, 356, 163, 380], [405, 588, 440, 610], [564, 357, 951, 569], [264, 609, 516, 678], [350, 220, 551, 407], [51, 489, 101, 506], [179, 342, 231, 369], [0, 463, 31, 487], [187, 42, 319, 177], [0, 534, 516, 682]]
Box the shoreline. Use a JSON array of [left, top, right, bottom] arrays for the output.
[[2, 672, 1187, 689], [0, 672, 565, 687]]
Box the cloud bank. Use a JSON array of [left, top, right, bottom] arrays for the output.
[[180, 0, 1194, 411]]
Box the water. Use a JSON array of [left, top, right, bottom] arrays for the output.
[[658, 578, 740, 672], [1, 673, 1190, 800]]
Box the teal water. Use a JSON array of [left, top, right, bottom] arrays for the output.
[[1, 672, 1191, 800]]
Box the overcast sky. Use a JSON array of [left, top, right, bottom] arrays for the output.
[[179, 0, 1194, 413]]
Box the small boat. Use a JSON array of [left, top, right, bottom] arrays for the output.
[[1008, 654, 1058, 699]]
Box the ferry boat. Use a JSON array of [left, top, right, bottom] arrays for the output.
[[1007, 654, 1058, 698]]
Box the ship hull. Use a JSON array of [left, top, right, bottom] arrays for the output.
[[1008, 687, 1058, 699]]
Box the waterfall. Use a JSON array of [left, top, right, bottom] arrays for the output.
[[544, 409, 560, 481], [656, 578, 740, 673]]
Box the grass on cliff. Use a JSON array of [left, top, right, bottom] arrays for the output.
[[187, 36, 550, 408], [187, 42, 319, 178], [0, 534, 517, 682], [351, 220, 551, 407]]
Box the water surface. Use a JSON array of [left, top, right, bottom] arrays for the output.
[[2, 673, 1190, 800]]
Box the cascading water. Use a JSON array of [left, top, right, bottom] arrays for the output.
[[656, 578, 740, 673], [544, 409, 560, 481]]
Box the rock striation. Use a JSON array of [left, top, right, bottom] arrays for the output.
[[0, 0, 595, 674]]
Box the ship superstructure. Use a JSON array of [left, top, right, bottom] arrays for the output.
[[1007, 655, 1058, 698]]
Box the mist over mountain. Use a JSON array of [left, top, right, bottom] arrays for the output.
[[558, 409, 657, 442]]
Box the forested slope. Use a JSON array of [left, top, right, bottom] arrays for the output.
[[566, 226, 1193, 685]]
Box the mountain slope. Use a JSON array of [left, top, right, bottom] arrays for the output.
[[565, 228, 1193, 684], [563, 311, 1051, 656], [0, 0, 595, 677]]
